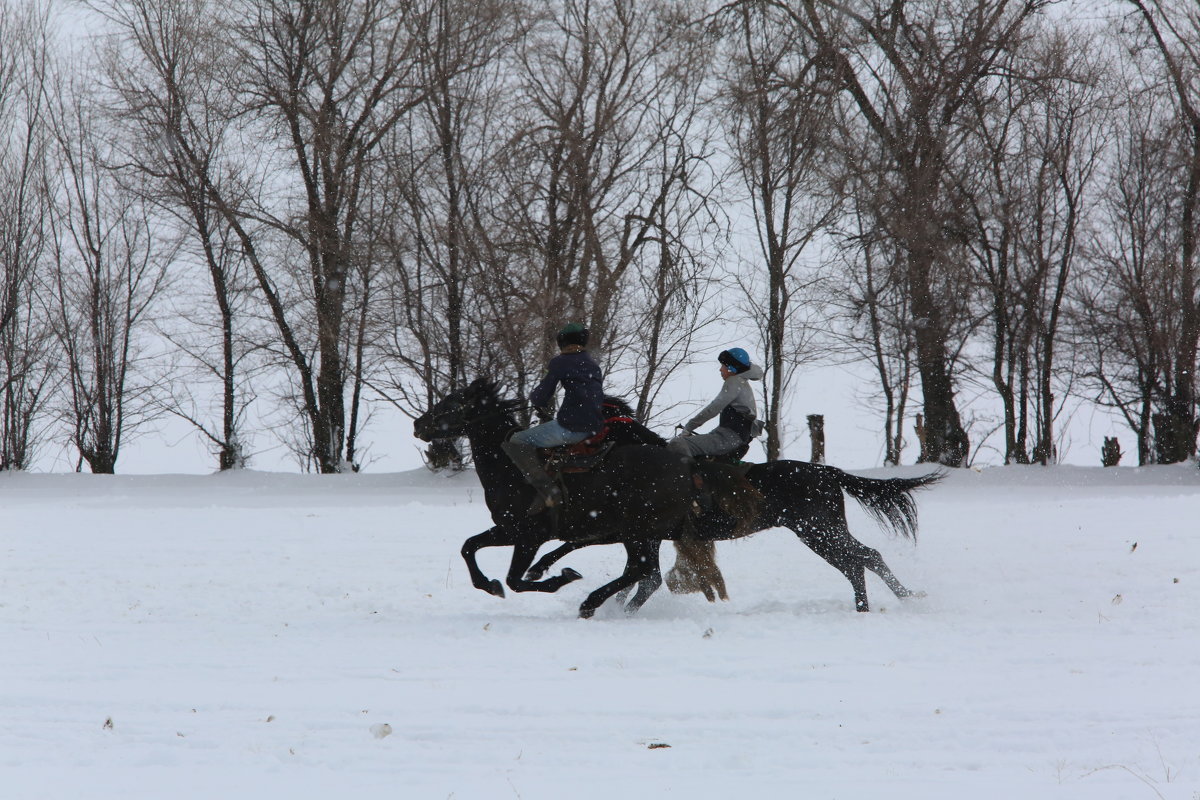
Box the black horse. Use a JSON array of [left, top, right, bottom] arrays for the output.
[[526, 451, 944, 612], [412, 379, 760, 618]]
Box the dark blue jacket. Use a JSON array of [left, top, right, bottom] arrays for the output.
[[529, 350, 605, 434]]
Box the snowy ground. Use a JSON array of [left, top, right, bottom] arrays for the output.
[[1, 464, 1197, 799]]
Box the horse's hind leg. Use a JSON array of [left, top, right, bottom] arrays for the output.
[[579, 540, 657, 619], [791, 515, 922, 610], [622, 544, 662, 615], [861, 544, 922, 599], [815, 498, 921, 602], [787, 516, 872, 612]]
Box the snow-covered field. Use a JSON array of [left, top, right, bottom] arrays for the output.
[[1, 464, 1197, 799]]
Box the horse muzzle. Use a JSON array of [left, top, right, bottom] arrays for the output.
[[413, 416, 435, 442]]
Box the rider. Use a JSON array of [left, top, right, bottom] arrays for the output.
[[667, 347, 763, 461], [501, 322, 604, 513]]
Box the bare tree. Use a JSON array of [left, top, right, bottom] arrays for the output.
[[496, 0, 722, 399], [609, 8, 726, 422], [0, 0, 58, 470], [1123, 0, 1200, 463], [180, 0, 435, 473], [964, 25, 1105, 464], [95, 0, 266, 470], [717, 0, 841, 460], [827, 192, 916, 466], [795, 0, 1047, 466], [46, 74, 170, 474], [366, 0, 526, 464], [1076, 76, 1179, 466]]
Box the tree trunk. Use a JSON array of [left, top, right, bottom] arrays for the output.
[[909, 255, 969, 466]]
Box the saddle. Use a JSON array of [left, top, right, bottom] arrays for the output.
[[528, 436, 618, 532], [540, 438, 617, 476], [694, 441, 753, 473], [688, 448, 757, 519]]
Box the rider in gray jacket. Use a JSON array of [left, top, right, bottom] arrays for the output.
[[667, 347, 763, 460]]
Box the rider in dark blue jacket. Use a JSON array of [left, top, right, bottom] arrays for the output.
[[502, 323, 604, 512], [529, 350, 604, 436]]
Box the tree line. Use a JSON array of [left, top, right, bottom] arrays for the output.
[[0, 0, 1196, 473]]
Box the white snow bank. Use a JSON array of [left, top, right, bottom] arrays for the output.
[[0, 465, 1196, 799]]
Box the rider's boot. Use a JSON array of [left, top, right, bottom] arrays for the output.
[[501, 439, 565, 515], [677, 454, 714, 515]]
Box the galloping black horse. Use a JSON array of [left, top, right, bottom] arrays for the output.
[[412, 379, 760, 618], [526, 447, 945, 612]]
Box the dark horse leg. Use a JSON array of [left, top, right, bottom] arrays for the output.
[[758, 462, 931, 612], [461, 527, 514, 598], [579, 539, 660, 619], [525, 541, 583, 581], [789, 520, 873, 611], [461, 526, 581, 598], [530, 487, 920, 614], [504, 536, 582, 594], [858, 538, 919, 599], [621, 541, 663, 614], [528, 540, 662, 609], [783, 504, 915, 612]]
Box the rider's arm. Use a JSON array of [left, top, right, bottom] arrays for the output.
[[684, 380, 739, 432], [528, 361, 562, 412]]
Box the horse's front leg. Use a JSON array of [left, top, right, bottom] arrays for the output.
[[525, 541, 585, 581], [505, 538, 583, 594], [461, 527, 512, 597]]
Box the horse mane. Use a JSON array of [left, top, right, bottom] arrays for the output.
[[601, 395, 638, 419]]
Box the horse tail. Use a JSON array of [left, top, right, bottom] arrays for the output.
[[832, 467, 945, 542], [695, 462, 763, 538]]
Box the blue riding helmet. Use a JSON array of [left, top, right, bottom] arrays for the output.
[[718, 347, 751, 374]]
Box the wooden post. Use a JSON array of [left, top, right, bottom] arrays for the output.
[[807, 414, 825, 464], [914, 413, 929, 463]]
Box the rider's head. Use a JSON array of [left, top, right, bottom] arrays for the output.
[[718, 347, 751, 375], [556, 322, 589, 350]]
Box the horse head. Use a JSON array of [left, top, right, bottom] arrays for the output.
[[413, 378, 517, 441]]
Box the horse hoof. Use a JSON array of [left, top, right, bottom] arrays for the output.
[[579, 605, 596, 619], [911, 590, 927, 599], [561, 568, 582, 583], [485, 580, 505, 598]]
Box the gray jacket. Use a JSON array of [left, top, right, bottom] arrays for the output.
[[685, 364, 764, 440]]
